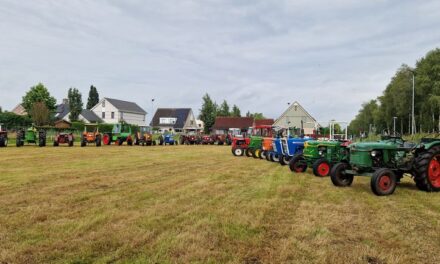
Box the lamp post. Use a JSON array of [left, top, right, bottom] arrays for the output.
[[151, 98, 155, 125]]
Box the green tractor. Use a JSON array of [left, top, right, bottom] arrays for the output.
[[0, 124, 8, 147], [102, 122, 133, 146], [289, 121, 350, 177], [289, 140, 351, 176], [330, 135, 440, 196], [16, 125, 47, 147]]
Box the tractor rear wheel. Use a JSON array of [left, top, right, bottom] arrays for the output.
[[279, 155, 290, 166], [265, 152, 271, 161], [330, 162, 353, 187], [261, 150, 267, 160], [53, 141, 59, 147], [289, 155, 307, 173], [127, 137, 133, 146], [413, 146, 440, 192], [312, 159, 331, 177], [81, 138, 86, 147], [233, 148, 244, 156], [0, 138, 5, 147], [69, 139, 74, 147], [245, 148, 253, 157], [118, 138, 124, 146], [96, 136, 101, 147], [371, 168, 397, 196], [16, 131, 23, 147]]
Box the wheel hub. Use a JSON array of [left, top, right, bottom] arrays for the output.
[[428, 155, 440, 188], [317, 163, 330, 176], [378, 175, 392, 191]]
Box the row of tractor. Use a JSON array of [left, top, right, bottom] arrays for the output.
[[231, 125, 440, 196], [0, 123, 238, 148]]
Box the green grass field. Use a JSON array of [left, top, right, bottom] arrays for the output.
[[1, 145, 440, 264]]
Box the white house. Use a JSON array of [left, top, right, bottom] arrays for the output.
[[274, 101, 319, 135], [91, 98, 147, 126], [150, 108, 200, 133]]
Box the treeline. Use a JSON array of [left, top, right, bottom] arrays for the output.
[[350, 48, 440, 135], [198, 93, 266, 133], [0, 83, 100, 129]]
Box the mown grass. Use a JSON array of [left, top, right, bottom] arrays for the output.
[[0, 145, 440, 264]]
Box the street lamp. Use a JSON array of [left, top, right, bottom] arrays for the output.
[[151, 98, 155, 125]]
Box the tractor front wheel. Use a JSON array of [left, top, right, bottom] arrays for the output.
[[414, 146, 440, 192], [96, 136, 101, 147], [245, 148, 253, 157], [127, 137, 133, 146], [118, 138, 124, 146], [53, 141, 59, 147], [253, 149, 262, 159], [103, 134, 111, 145], [279, 155, 290, 166], [272, 153, 280, 163], [261, 150, 267, 160], [312, 159, 331, 177], [289, 155, 307, 173], [330, 162, 353, 187], [233, 148, 244, 156], [371, 168, 397, 196], [265, 152, 271, 161]]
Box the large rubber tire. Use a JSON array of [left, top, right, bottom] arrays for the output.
[[103, 134, 111, 145], [330, 162, 354, 187], [370, 168, 397, 196], [260, 150, 267, 160], [253, 149, 262, 159], [81, 138, 86, 147], [96, 136, 101, 147], [272, 153, 280, 163], [0, 138, 5, 147], [245, 148, 253, 157], [16, 131, 23, 147], [118, 138, 124, 146], [312, 158, 331, 177], [289, 155, 307, 173], [265, 152, 271, 161], [127, 137, 133, 146], [279, 155, 290, 166], [39, 137, 46, 147], [53, 141, 59, 147], [233, 148, 244, 156], [413, 145, 440, 192], [69, 138, 74, 147]]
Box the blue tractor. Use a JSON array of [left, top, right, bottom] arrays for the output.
[[279, 137, 310, 165], [159, 133, 177, 145]]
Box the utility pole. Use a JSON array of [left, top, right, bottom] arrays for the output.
[[411, 71, 415, 135], [393, 117, 397, 136], [151, 98, 155, 126]]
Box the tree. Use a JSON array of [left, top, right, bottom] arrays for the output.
[[218, 100, 230, 117], [31, 102, 50, 126], [231, 105, 241, 117], [0, 106, 2, 113], [246, 112, 266, 120], [68, 88, 83, 121], [86, 85, 99, 110], [199, 93, 217, 134], [22, 83, 56, 115]]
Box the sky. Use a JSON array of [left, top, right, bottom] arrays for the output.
[[1, 0, 440, 123]]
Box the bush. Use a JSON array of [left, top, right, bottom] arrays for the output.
[[0, 112, 32, 129]]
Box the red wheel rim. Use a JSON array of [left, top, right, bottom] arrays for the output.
[[317, 162, 330, 176], [378, 175, 392, 191], [428, 154, 440, 188], [103, 135, 110, 145]]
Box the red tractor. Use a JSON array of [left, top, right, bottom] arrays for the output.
[[54, 131, 74, 147], [180, 133, 200, 145], [201, 135, 215, 145]]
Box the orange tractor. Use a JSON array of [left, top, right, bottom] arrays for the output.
[[134, 126, 156, 146], [81, 124, 102, 147]]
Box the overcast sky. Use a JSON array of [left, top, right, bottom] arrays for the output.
[[1, 0, 439, 122]]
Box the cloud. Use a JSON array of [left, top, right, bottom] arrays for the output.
[[0, 0, 440, 123]]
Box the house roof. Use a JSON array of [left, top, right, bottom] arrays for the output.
[[274, 101, 317, 124], [11, 104, 27, 116], [105, 98, 146, 114], [212, 117, 254, 130], [56, 103, 70, 119], [254, 119, 274, 126], [150, 108, 192, 128], [80, 109, 102, 123]]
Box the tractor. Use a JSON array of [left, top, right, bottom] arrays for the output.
[[289, 121, 350, 176], [231, 127, 252, 156], [201, 135, 215, 145], [103, 123, 133, 146], [16, 125, 47, 147], [134, 126, 156, 146], [213, 132, 227, 145], [330, 135, 440, 196], [54, 131, 74, 147], [81, 124, 102, 147], [0, 124, 8, 147], [180, 132, 200, 145], [159, 132, 177, 145], [276, 127, 310, 165], [245, 125, 273, 159], [226, 128, 241, 145]]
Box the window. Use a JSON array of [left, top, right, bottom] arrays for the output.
[[102, 112, 105, 119], [190, 120, 194, 125], [102, 100, 105, 107], [159, 117, 177, 124], [111, 112, 115, 119]]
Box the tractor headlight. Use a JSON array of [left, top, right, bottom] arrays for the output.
[[371, 150, 379, 157], [318, 150, 323, 156]]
